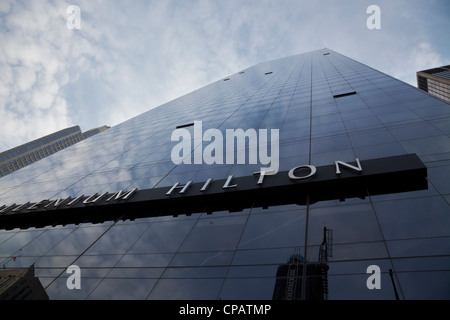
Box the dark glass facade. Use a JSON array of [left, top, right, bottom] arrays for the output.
[[0, 49, 449, 300]]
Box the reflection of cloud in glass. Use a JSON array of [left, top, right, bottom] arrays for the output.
[[0, 229, 43, 259], [85, 223, 150, 255], [308, 203, 383, 247], [74, 255, 122, 269], [129, 219, 197, 254], [180, 216, 247, 252], [88, 278, 158, 300], [115, 253, 173, 268], [169, 251, 234, 267], [45, 277, 103, 300], [46, 226, 109, 255], [147, 278, 223, 300], [238, 210, 306, 249], [19, 228, 74, 256]]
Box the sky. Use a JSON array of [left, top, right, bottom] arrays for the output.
[[0, 0, 449, 152]]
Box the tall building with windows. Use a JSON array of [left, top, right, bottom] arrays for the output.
[[0, 125, 110, 178], [0, 49, 449, 300], [417, 65, 450, 103], [0, 265, 48, 300]]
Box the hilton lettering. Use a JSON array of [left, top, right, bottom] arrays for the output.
[[165, 158, 362, 195]]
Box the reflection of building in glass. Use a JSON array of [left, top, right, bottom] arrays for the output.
[[417, 65, 450, 103], [81, 125, 111, 139], [0, 49, 449, 300], [273, 228, 331, 300], [272, 253, 328, 300], [0, 125, 110, 178], [272, 253, 302, 300], [0, 265, 49, 300]]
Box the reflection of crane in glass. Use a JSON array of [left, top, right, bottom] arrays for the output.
[[272, 227, 332, 300], [318, 227, 332, 300]]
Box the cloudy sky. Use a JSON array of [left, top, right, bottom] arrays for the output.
[[0, 0, 449, 151]]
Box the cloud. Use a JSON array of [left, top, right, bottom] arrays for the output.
[[402, 42, 446, 84], [0, 0, 142, 151], [0, 0, 141, 151], [0, 1, 75, 151], [0, 0, 448, 152]]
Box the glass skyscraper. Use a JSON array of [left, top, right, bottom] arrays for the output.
[[0, 48, 449, 300], [0, 125, 110, 178]]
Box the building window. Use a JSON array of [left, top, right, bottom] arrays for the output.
[[176, 123, 195, 129], [333, 91, 357, 99]]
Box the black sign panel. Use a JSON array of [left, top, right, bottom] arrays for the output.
[[0, 154, 427, 230]]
